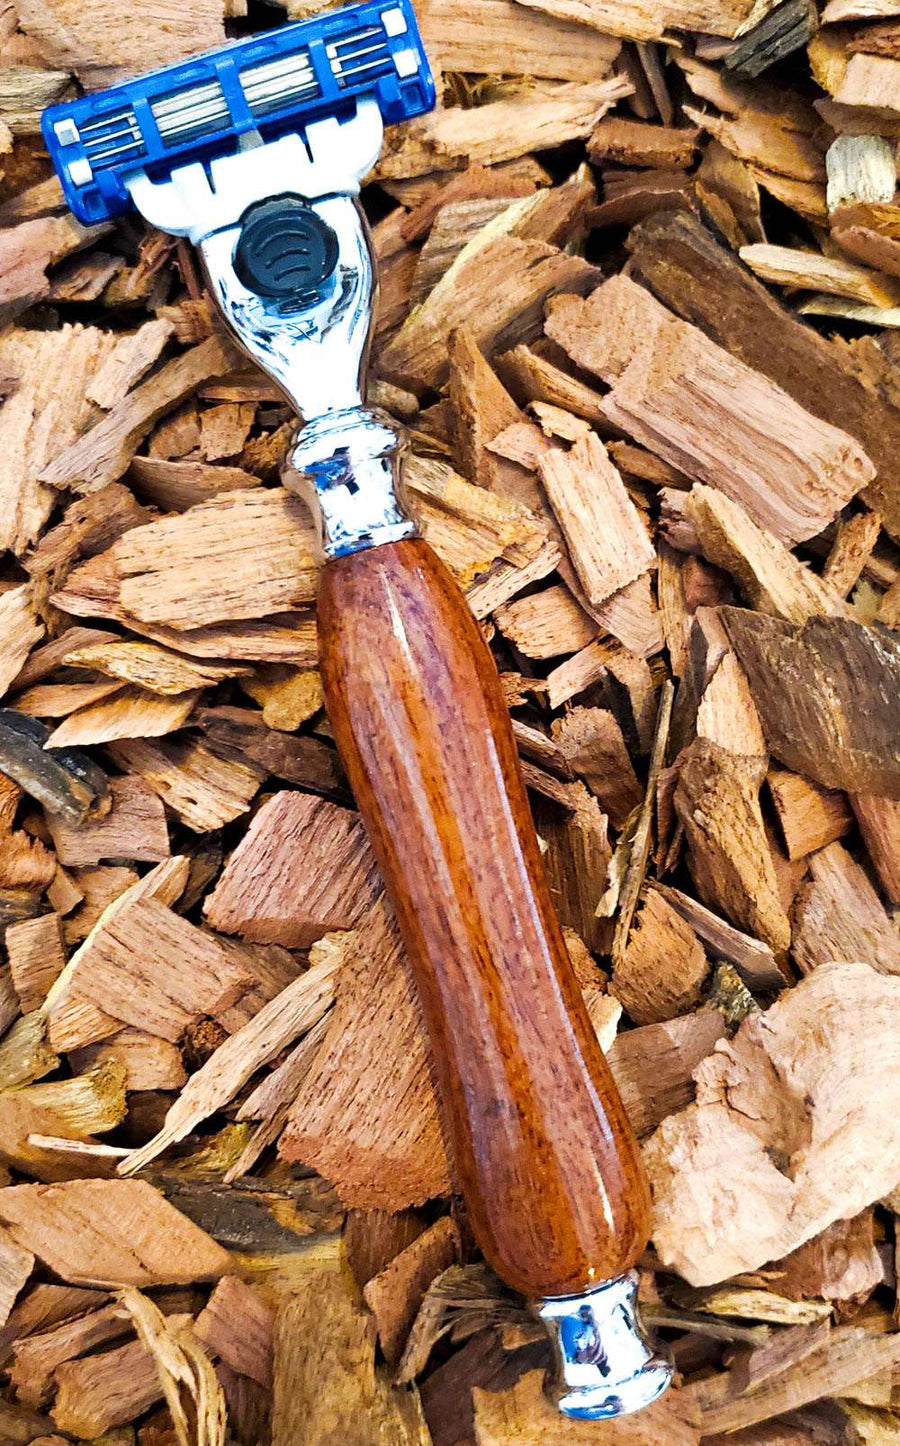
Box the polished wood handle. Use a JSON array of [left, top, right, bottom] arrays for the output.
[[318, 538, 649, 1300]]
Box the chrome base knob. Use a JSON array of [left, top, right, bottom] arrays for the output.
[[535, 1270, 673, 1421]]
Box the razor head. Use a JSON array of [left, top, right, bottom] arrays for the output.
[[42, 0, 435, 227]]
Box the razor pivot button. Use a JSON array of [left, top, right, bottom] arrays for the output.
[[233, 195, 339, 301]]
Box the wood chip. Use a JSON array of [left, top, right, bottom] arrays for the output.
[[363, 1217, 461, 1365], [44, 774, 169, 866], [63, 639, 251, 695], [0, 586, 43, 702], [612, 888, 710, 1024], [204, 791, 381, 947], [5, 913, 65, 1012], [646, 961, 900, 1285], [547, 276, 873, 545], [538, 432, 655, 607], [43, 686, 199, 749], [38, 337, 234, 496], [0, 1179, 230, 1287], [791, 840, 900, 975]]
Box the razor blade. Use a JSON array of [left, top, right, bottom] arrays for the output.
[[42, 0, 434, 227]]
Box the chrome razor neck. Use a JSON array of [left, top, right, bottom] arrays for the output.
[[284, 407, 417, 559], [199, 193, 377, 421], [535, 1271, 673, 1421]]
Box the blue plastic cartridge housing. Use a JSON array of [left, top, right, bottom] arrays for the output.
[[42, 0, 435, 226]]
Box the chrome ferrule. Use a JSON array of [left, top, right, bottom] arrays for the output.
[[535, 1271, 673, 1421], [284, 405, 417, 558]]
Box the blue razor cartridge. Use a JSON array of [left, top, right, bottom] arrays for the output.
[[42, 0, 435, 227]]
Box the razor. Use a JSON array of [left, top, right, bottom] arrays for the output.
[[44, 5, 671, 1420]]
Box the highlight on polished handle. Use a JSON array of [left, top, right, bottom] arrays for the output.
[[318, 536, 673, 1420]]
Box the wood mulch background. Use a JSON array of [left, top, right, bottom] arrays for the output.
[[1, 0, 900, 1440]]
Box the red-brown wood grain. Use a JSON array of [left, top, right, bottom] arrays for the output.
[[318, 537, 650, 1300]]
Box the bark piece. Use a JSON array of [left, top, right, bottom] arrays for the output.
[[280, 904, 450, 1208], [612, 889, 710, 1025], [791, 840, 900, 976], [47, 890, 253, 1049], [38, 337, 234, 496], [5, 913, 66, 1012], [197, 705, 341, 796], [108, 737, 263, 832], [625, 210, 900, 539], [204, 791, 381, 947], [546, 275, 872, 545], [45, 775, 169, 867], [685, 486, 848, 623], [724, 608, 900, 796], [379, 231, 600, 392], [0, 1179, 230, 1287], [537, 433, 654, 607], [675, 737, 791, 954], [0, 710, 109, 826], [767, 769, 853, 860], [363, 1217, 461, 1366], [645, 960, 900, 1285], [494, 584, 599, 660], [194, 1275, 273, 1388]]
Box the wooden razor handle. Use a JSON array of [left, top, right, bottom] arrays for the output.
[[318, 537, 649, 1301]]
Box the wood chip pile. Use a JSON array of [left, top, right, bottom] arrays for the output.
[[1, 0, 900, 1440]]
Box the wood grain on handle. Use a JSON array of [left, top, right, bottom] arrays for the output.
[[318, 538, 649, 1300]]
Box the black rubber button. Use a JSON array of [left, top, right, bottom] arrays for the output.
[[234, 195, 339, 300]]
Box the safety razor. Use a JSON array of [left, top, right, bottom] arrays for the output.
[[44, 3, 671, 1418]]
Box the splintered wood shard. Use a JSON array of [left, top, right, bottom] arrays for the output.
[[645, 961, 900, 1285], [546, 275, 873, 544], [117, 950, 340, 1175]]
